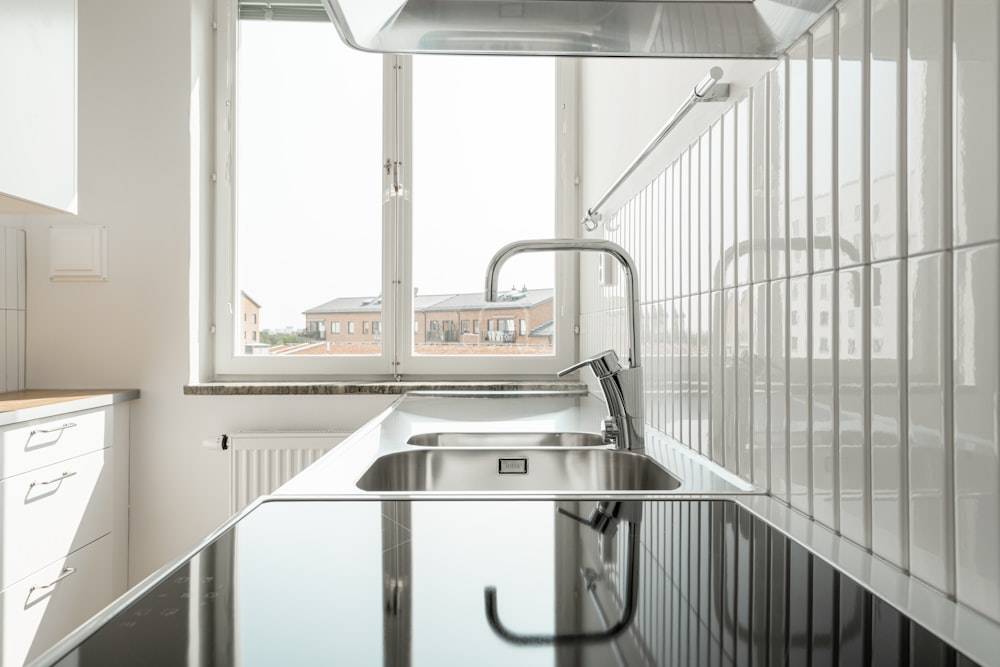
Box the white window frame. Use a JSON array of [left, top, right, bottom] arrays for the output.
[[212, 1, 578, 380]]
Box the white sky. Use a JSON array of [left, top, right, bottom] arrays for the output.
[[236, 21, 556, 330]]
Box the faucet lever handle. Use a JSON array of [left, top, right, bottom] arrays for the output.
[[557, 349, 622, 379]]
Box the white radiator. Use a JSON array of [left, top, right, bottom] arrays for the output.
[[226, 431, 350, 514]]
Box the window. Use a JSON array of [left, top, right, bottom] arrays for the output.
[[348, 322, 355, 335], [520, 319, 527, 336], [214, 4, 576, 379]]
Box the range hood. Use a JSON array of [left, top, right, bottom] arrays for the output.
[[317, 0, 839, 58]]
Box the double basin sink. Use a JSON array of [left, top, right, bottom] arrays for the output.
[[356, 431, 682, 493]]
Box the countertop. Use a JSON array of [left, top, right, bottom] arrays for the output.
[[0, 389, 140, 426], [25, 392, 1000, 666], [31, 497, 982, 666], [276, 392, 757, 497]]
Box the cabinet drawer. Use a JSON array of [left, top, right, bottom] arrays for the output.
[[1, 535, 113, 667], [0, 448, 112, 589], [0, 408, 110, 480]]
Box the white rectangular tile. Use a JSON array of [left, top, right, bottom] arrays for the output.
[[736, 96, 752, 286], [5, 310, 17, 391], [680, 151, 690, 299], [812, 14, 836, 273], [690, 294, 701, 455], [870, 259, 907, 568], [722, 108, 737, 288], [690, 147, 701, 298], [869, 0, 904, 260], [698, 137, 711, 295], [752, 281, 770, 489], [3, 228, 16, 310], [15, 229, 24, 311], [737, 285, 752, 482], [838, 266, 870, 548], [788, 36, 811, 277], [17, 310, 24, 390], [751, 78, 769, 286], [953, 243, 1000, 620], [674, 295, 684, 439], [724, 287, 739, 472], [674, 159, 683, 300], [953, 0, 999, 246], [699, 292, 712, 457], [683, 295, 693, 448], [710, 121, 724, 291], [907, 0, 950, 255], [770, 279, 789, 502], [788, 275, 811, 514], [812, 271, 837, 528], [711, 289, 726, 466], [665, 163, 675, 301], [907, 252, 954, 595], [769, 59, 789, 280], [838, 0, 867, 268], [653, 173, 665, 302]]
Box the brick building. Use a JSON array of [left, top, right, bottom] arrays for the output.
[[302, 287, 553, 347]]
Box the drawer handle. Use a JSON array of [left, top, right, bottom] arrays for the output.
[[30, 422, 78, 437], [30, 470, 78, 487], [30, 567, 77, 593]]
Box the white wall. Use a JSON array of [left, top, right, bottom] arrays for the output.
[[18, 0, 395, 584], [580, 0, 1000, 624]]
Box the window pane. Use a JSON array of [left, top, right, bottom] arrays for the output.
[[235, 21, 382, 356], [411, 56, 556, 356]]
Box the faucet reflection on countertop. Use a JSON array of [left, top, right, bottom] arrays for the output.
[[484, 239, 644, 452]]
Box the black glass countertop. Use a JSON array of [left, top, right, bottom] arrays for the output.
[[42, 499, 981, 666]]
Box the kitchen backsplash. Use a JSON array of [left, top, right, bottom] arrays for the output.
[[580, 0, 1000, 624], [0, 227, 25, 392]]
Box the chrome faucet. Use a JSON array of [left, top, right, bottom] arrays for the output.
[[484, 239, 644, 452]]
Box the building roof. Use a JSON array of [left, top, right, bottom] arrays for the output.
[[529, 320, 554, 337], [303, 288, 553, 316], [422, 288, 553, 312], [241, 291, 261, 309]]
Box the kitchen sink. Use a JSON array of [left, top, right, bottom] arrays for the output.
[[405, 431, 606, 448], [355, 448, 682, 493]]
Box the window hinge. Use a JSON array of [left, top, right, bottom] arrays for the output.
[[212, 20, 217, 30], [574, 325, 581, 335], [574, 176, 580, 186], [211, 172, 217, 183], [210, 324, 216, 335]]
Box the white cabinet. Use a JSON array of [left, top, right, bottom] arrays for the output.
[[0, 0, 77, 214], [0, 401, 130, 666]]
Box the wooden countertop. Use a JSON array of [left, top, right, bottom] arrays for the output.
[[0, 389, 140, 425]]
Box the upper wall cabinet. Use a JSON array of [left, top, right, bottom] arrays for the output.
[[0, 0, 77, 215]]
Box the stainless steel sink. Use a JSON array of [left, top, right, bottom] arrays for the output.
[[406, 431, 606, 448], [356, 448, 681, 493]]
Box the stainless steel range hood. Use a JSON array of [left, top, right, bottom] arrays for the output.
[[317, 0, 838, 58]]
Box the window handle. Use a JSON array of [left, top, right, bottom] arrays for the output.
[[384, 158, 402, 194]]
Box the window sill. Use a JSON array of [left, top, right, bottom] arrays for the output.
[[182, 381, 588, 396]]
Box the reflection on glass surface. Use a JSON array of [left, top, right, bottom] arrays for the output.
[[47, 500, 981, 666]]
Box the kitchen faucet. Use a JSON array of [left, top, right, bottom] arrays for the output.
[[484, 239, 644, 452]]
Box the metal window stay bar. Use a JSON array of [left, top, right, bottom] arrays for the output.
[[581, 67, 731, 232]]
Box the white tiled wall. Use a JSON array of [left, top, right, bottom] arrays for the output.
[[0, 228, 26, 391], [580, 0, 1000, 624]]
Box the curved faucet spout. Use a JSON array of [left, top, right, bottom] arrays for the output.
[[484, 239, 645, 452], [483, 239, 641, 368]]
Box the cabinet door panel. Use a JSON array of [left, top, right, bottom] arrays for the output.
[[1, 536, 113, 666], [1, 448, 112, 589], [0, 408, 109, 479], [0, 0, 77, 214]]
